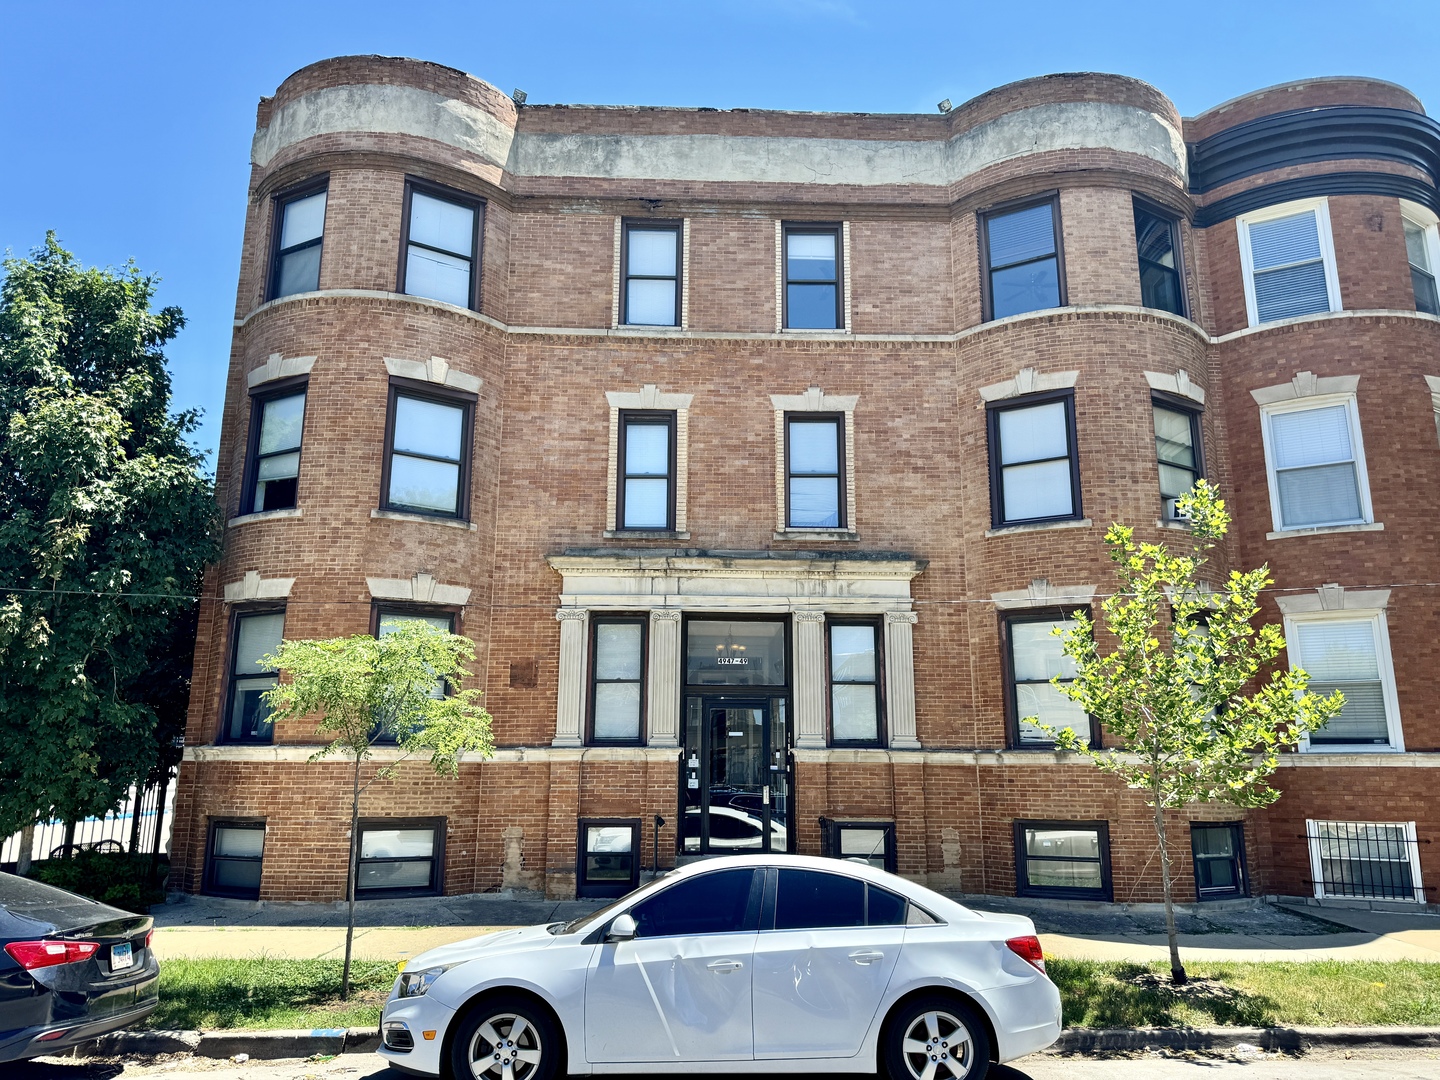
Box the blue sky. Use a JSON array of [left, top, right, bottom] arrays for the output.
[[3, 0, 1437, 465]]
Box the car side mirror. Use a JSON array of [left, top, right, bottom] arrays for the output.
[[606, 913, 637, 942]]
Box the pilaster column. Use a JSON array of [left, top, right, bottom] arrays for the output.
[[553, 608, 588, 747], [794, 611, 828, 749], [885, 610, 921, 749], [647, 609, 682, 746]]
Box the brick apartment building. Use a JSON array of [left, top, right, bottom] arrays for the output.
[[170, 56, 1440, 908]]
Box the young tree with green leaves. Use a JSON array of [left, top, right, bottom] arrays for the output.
[[1038, 481, 1343, 985], [261, 619, 495, 997], [0, 234, 221, 846]]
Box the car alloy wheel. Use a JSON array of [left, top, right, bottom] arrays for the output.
[[453, 999, 557, 1080], [884, 994, 991, 1080]]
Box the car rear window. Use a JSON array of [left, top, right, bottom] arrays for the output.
[[867, 884, 908, 926]]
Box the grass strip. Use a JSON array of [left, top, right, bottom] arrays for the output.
[[149, 958, 395, 1030]]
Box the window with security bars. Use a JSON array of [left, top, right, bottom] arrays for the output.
[[1307, 821, 1424, 903], [356, 819, 443, 898], [243, 386, 306, 514], [270, 182, 327, 299], [1006, 612, 1092, 747], [983, 197, 1063, 320], [623, 222, 681, 326], [1404, 213, 1440, 316], [1239, 201, 1339, 325], [1134, 201, 1185, 316], [1288, 615, 1398, 748], [589, 617, 645, 743], [1261, 398, 1369, 531], [1153, 400, 1201, 520], [401, 183, 481, 310], [987, 392, 1080, 528]]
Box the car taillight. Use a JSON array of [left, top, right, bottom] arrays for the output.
[[144, 929, 154, 950], [1005, 935, 1046, 973], [4, 940, 101, 970]]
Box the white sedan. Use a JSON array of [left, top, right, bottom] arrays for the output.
[[378, 854, 1061, 1080]]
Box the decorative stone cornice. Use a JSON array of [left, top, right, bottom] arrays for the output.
[[366, 572, 471, 606], [978, 367, 1079, 403], [770, 386, 859, 413], [991, 578, 1096, 610], [246, 352, 315, 389], [1275, 583, 1391, 615], [650, 608, 682, 621], [885, 610, 919, 624], [1144, 369, 1205, 404], [793, 610, 828, 624], [1250, 371, 1360, 405], [223, 570, 295, 602], [605, 384, 693, 410], [384, 355, 482, 394], [555, 607, 588, 621]]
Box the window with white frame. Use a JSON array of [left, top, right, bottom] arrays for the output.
[[1402, 203, 1440, 317], [1307, 820, 1424, 902], [1260, 396, 1371, 532], [1237, 199, 1341, 326], [1286, 611, 1402, 750]]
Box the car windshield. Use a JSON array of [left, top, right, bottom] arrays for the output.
[[550, 889, 648, 935]]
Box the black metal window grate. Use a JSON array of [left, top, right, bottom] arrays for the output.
[[1306, 820, 1427, 902]]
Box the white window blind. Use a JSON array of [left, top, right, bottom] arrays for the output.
[[1268, 404, 1363, 528], [997, 401, 1073, 522], [1295, 620, 1390, 745], [1246, 209, 1333, 322]]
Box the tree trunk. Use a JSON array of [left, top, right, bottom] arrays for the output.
[[1153, 800, 1186, 985], [61, 819, 76, 859], [16, 822, 34, 876], [341, 755, 362, 1000]]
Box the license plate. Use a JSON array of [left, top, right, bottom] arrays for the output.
[[110, 942, 133, 971]]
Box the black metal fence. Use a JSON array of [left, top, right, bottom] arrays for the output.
[[1306, 820, 1428, 902], [0, 771, 174, 868]]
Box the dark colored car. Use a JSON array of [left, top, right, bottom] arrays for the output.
[[0, 872, 159, 1062]]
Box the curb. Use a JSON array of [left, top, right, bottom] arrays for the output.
[[1053, 1025, 1440, 1053], [89, 1027, 381, 1060]]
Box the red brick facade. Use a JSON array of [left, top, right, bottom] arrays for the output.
[[171, 58, 1440, 909]]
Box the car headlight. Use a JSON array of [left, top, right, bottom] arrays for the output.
[[397, 963, 457, 998]]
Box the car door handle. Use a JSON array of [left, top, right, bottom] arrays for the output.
[[849, 949, 885, 965], [707, 958, 744, 973]]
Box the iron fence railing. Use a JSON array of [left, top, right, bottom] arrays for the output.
[[1305, 820, 1429, 903], [0, 771, 175, 868]]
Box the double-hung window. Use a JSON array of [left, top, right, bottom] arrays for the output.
[[987, 391, 1081, 528], [622, 221, 681, 326], [242, 384, 306, 515], [1287, 611, 1402, 750], [786, 415, 844, 528], [982, 196, 1064, 321], [1260, 396, 1371, 532], [1403, 204, 1440, 316], [617, 411, 675, 531], [1237, 199, 1340, 325], [381, 383, 474, 519], [828, 620, 881, 745], [1307, 821, 1424, 903], [374, 609, 455, 740], [1006, 611, 1092, 747], [1015, 821, 1112, 901], [1134, 200, 1185, 316], [269, 181, 327, 299], [589, 616, 645, 744], [783, 224, 842, 329], [1153, 397, 1203, 520], [400, 181, 482, 310], [204, 820, 266, 900], [225, 610, 285, 744]]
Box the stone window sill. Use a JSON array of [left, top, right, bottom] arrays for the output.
[[1267, 522, 1384, 541], [773, 529, 859, 541], [1156, 518, 1193, 532], [780, 327, 851, 335], [602, 529, 691, 540], [1300, 743, 1402, 755], [985, 518, 1092, 538], [371, 508, 477, 532], [227, 508, 302, 528]]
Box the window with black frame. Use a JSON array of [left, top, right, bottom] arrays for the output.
[[370, 609, 455, 743], [205, 820, 266, 899], [1134, 201, 1185, 316], [987, 392, 1080, 528], [270, 182, 327, 299], [1015, 820, 1111, 900], [786, 415, 844, 529], [577, 819, 640, 898], [617, 411, 675, 530], [590, 617, 645, 743], [828, 820, 897, 873], [982, 197, 1063, 320], [1006, 611, 1092, 747], [1153, 398, 1202, 520], [382, 385, 473, 519], [829, 621, 880, 744], [401, 183, 482, 310], [622, 222, 681, 326], [1404, 212, 1440, 316], [356, 819, 443, 898], [243, 385, 306, 514], [225, 610, 285, 744], [783, 224, 842, 329]]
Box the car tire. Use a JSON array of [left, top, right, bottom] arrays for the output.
[[882, 993, 992, 1080], [449, 995, 561, 1080]]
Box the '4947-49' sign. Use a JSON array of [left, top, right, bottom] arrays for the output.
[[716, 656, 750, 666]]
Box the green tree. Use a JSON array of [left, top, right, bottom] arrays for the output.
[[261, 619, 495, 997], [0, 234, 221, 843], [1040, 481, 1343, 984]]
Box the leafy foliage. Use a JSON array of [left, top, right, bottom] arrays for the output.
[[32, 850, 169, 912], [0, 235, 221, 836]]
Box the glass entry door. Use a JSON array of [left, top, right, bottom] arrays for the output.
[[683, 696, 791, 854]]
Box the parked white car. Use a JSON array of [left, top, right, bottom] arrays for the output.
[[378, 854, 1061, 1080]]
